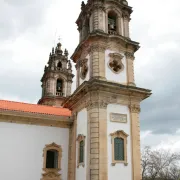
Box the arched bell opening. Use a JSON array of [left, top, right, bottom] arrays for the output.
[[56, 79, 63, 96], [108, 11, 118, 34], [57, 61, 62, 70]]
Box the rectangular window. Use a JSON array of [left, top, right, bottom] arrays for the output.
[[79, 140, 84, 163], [46, 150, 58, 169], [114, 137, 124, 161]]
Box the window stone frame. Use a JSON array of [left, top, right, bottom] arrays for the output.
[[41, 142, 62, 180], [110, 130, 128, 166], [76, 134, 86, 168]]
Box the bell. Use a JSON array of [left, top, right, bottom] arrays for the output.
[[110, 24, 115, 30]]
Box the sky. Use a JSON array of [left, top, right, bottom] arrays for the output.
[[0, 0, 180, 151]]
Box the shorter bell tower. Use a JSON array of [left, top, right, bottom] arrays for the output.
[[38, 42, 74, 106]]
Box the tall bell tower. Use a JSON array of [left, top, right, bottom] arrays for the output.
[[38, 42, 74, 106], [64, 1, 152, 180]]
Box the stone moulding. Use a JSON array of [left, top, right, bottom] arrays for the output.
[[110, 113, 127, 123], [0, 110, 73, 128]]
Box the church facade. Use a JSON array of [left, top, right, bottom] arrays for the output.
[[0, 1, 151, 180]]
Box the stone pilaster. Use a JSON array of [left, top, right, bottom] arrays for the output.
[[87, 101, 108, 180], [67, 81, 72, 96], [123, 16, 130, 38], [76, 65, 80, 88], [126, 52, 136, 86], [117, 16, 122, 35], [90, 45, 106, 80], [93, 9, 99, 30], [129, 105, 141, 180], [68, 114, 77, 180]]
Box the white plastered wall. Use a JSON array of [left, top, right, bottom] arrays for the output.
[[79, 54, 90, 86], [107, 104, 132, 180], [0, 122, 69, 180], [76, 108, 88, 180], [105, 50, 127, 84]]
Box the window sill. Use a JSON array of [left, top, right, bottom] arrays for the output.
[[77, 162, 85, 168], [111, 161, 128, 166], [43, 168, 61, 172]]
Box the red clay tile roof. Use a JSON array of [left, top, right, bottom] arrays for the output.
[[0, 100, 71, 117]]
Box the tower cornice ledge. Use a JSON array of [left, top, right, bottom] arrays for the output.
[[71, 30, 140, 62], [62, 78, 152, 110]]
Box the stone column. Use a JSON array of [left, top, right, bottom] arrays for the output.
[[90, 44, 106, 80], [93, 9, 99, 30], [98, 9, 106, 32], [105, 13, 108, 34], [68, 113, 77, 180], [123, 16, 130, 38], [92, 4, 105, 32], [76, 63, 80, 88], [117, 16, 122, 35], [66, 81, 72, 97], [129, 105, 141, 180], [125, 52, 136, 86], [87, 101, 108, 180], [89, 13, 93, 33]]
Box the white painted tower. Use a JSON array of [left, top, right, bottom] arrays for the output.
[[64, 1, 152, 180]]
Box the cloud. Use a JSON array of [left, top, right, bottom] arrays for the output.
[[128, 0, 180, 134], [141, 129, 180, 152], [0, 0, 52, 42], [0, 0, 179, 150]]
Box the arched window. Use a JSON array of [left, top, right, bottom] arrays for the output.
[[114, 137, 124, 161], [108, 11, 117, 34], [79, 140, 84, 163], [110, 130, 128, 166], [77, 134, 85, 168], [46, 149, 58, 168], [56, 79, 63, 92], [57, 61, 62, 69]]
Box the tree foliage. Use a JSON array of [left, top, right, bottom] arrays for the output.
[[141, 147, 180, 180]]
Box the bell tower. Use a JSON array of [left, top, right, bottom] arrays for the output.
[[38, 42, 74, 106], [64, 1, 152, 180]]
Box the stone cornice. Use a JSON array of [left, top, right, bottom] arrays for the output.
[[71, 31, 140, 62], [41, 69, 74, 82], [0, 109, 73, 128], [85, 100, 108, 110], [63, 78, 152, 110]]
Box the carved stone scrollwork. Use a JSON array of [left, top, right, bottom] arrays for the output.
[[123, 11, 130, 21], [129, 105, 141, 113], [90, 44, 106, 53], [108, 53, 124, 74], [41, 171, 61, 180], [80, 58, 88, 80], [86, 100, 108, 110], [125, 52, 135, 60]]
